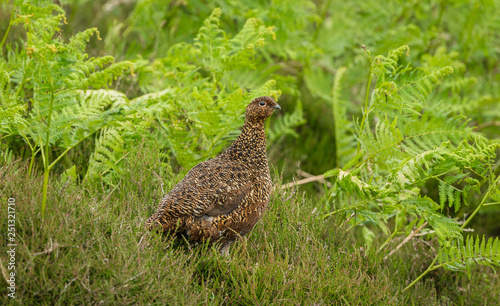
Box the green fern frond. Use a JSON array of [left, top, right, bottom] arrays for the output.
[[267, 99, 306, 142], [0, 105, 27, 134], [0, 69, 10, 105], [439, 235, 500, 278], [357, 117, 403, 165], [372, 45, 410, 78], [396, 66, 454, 104], [491, 186, 500, 203], [86, 128, 125, 185], [194, 8, 226, 71], [222, 18, 275, 71], [326, 169, 375, 200], [437, 171, 473, 212], [65, 56, 115, 86], [0, 69, 27, 133], [0, 148, 14, 164], [441, 77, 477, 93], [323, 45, 498, 273], [401, 114, 471, 154], [401, 197, 440, 214], [424, 212, 462, 243], [249, 79, 281, 100], [67, 28, 101, 54], [79, 61, 133, 89], [356, 209, 391, 236], [331, 66, 356, 166], [392, 145, 447, 187]]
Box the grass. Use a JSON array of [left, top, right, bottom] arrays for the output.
[[0, 142, 498, 305]]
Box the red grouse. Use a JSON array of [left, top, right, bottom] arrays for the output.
[[145, 96, 280, 254]]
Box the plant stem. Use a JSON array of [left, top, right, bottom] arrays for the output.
[[460, 174, 500, 229], [402, 252, 439, 292], [357, 50, 374, 154], [358, 73, 372, 133], [211, 72, 218, 96], [41, 132, 91, 214], [377, 216, 400, 253], [18, 130, 37, 176], [403, 174, 499, 292], [28, 152, 35, 175], [41, 62, 55, 217], [483, 202, 500, 206], [48, 138, 87, 170], [41, 169, 50, 215], [0, 6, 15, 53], [332, 66, 347, 168]]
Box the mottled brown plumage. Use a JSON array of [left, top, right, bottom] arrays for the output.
[[145, 96, 280, 253]]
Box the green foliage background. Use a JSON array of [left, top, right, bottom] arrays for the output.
[[1, 0, 500, 303]]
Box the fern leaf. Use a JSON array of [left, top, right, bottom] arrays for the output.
[[194, 8, 225, 71], [331, 66, 356, 166], [85, 128, 125, 185], [267, 99, 306, 143], [0, 148, 14, 164], [425, 212, 462, 243], [222, 18, 275, 71], [439, 236, 500, 278], [76, 61, 134, 89], [67, 28, 101, 54]]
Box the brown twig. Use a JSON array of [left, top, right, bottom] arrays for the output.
[[33, 240, 74, 257], [413, 230, 435, 237], [384, 221, 428, 260], [342, 212, 356, 227], [297, 170, 333, 187], [33, 240, 59, 256], [474, 121, 500, 131], [281, 173, 330, 189]]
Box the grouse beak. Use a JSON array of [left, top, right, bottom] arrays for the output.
[[272, 104, 281, 110]]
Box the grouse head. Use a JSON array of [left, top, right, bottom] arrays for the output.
[[245, 96, 281, 121]]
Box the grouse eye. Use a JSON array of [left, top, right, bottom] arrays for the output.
[[259, 101, 266, 106]]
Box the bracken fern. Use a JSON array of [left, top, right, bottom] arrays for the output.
[[322, 46, 500, 289], [0, 1, 133, 214]]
